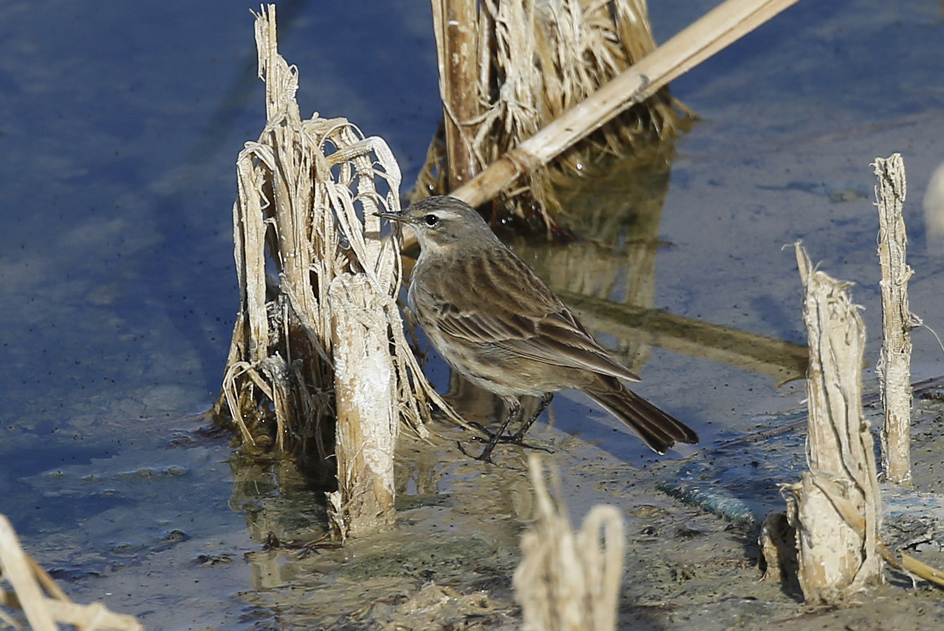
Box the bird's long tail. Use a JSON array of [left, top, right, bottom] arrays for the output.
[[585, 379, 698, 454]]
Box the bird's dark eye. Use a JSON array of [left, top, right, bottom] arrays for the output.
[[423, 214, 439, 227]]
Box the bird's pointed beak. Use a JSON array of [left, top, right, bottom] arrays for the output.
[[373, 211, 409, 223]]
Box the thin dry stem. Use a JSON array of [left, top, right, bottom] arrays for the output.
[[0, 514, 142, 631], [873, 153, 919, 486], [433, 0, 483, 189]]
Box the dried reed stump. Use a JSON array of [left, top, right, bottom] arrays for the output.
[[221, 6, 453, 541], [327, 274, 398, 538], [778, 244, 883, 603], [514, 455, 624, 631]]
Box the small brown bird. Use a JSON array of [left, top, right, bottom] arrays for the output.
[[378, 195, 698, 462]]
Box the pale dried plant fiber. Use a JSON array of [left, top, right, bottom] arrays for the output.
[[873, 153, 920, 486], [780, 244, 883, 604], [222, 5, 462, 538], [513, 455, 624, 631], [0, 514, 143, 631]]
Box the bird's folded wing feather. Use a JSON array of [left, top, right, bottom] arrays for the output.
[[432, 252, 641, 383]]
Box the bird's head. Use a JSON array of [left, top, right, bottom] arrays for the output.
[[375, 196, 500, 253]]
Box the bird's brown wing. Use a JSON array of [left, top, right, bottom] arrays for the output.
[[431, 249, 641, 383]]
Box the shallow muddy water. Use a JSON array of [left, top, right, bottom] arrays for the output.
[[2, 1, 944, 629]]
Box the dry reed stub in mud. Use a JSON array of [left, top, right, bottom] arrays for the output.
[[873, 153, 919, 486], [777, 244, 883, 604], [514, 455, 623, 631], [327, 273, 398, 537], [219, 5, 458, 539]]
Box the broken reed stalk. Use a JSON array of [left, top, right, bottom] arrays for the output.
[[222, 5, 462, 539], [432, 0, 481, 189], [328, 274, 398, 537], [514, 455, 624, 631], [449, 0, 802, 210], [782, 244, 883, 604], [874, 153, 920, 486], [0, 514, 143, 631]]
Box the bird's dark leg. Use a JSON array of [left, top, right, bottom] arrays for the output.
[[511, 392, 554, 444], [466, 399, 521, 463]]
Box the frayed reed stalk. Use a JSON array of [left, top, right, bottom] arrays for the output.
[[514, 455, 624, 631], [779, 244, 883, 603], [873, 153, 919, 486], [218, 5, 461, 537]]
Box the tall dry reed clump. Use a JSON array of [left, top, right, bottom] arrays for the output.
[[217, 6, 458, 537], [417, 0, 689, 229]]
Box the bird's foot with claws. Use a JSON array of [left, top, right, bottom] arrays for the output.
[[459, 423, 553, 462]]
